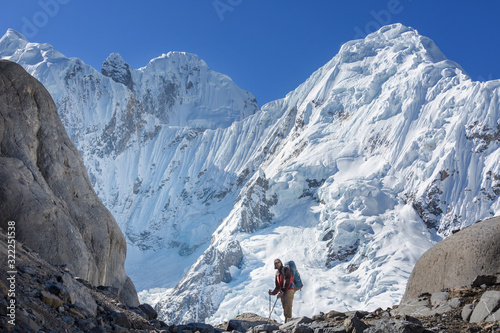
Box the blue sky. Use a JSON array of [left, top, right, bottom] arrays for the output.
[[2, 0, 500, 106]]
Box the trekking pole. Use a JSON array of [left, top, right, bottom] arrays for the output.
[[268, 294, 271, 318], [268, 296, 279, 322]]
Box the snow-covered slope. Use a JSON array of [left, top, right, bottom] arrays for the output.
[[154, 23, 500, 324], [2, 24, 500, 325]]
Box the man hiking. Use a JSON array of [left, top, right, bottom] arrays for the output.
[[268, 258, 295, 323]]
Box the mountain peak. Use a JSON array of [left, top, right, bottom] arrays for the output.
[[339, 23, 446, 64], [369, 23, 447, 63], [142, 51, 209, 74], [4, 28, 28, 42], [1, 29, 67, 65], [0, 29, 29, 57], [104, 52, 127, 65], [102, 52, 133, 89], [162, 51, 206, 64], [366, 23, 414, 40]]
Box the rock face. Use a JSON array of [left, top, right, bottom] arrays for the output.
[[0, 230, 166, 331], [402, 216, 500, 302], [0, 60, 138, 306]]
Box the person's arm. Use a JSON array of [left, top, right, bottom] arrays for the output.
[[269, 275, 280, 295]]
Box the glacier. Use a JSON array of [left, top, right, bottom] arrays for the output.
[[2, 23, 500, 325]]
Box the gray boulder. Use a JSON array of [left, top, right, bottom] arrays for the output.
[[487, 308, 500, 322], [61, 273, 98, 316], [138, 303, 158, 320], [391, 296, 432, 317], [402, 216, 500, 302], [107, 311, 132, 329], [430, 292, 449, 306], [290, 325, 314, 333], [392, 290, 461, 318], [343, 315, 368, 333], [461, 304, 474, 322], [365, 318, 424, 333], [176, 323, 214, 333], [469, 291, 500, 323], [39, 290, 64, 309], [249, 323, 279, 333], [0, 60, 138, 306], [279, 316, 314, 331], [225, 313, 276, 332]]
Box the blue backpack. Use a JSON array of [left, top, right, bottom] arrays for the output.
[[285, 261, 303, 291]]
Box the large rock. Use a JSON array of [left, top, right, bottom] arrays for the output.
[[224, 313, 280, 332], [61, 273, 98, 316], [469, 291, 500, 323], [364, 318, 424, 333], [401, 216, 500, 302], [0, 60, 138, 306]]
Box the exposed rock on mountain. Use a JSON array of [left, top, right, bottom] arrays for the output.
[[0, 60, 138, 306], [402, 216, 500, 301], [157, 239, 244, 324], [102, 53, 134, 90]]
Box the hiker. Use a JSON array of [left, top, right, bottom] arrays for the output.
[[268, 258, 295, 323]]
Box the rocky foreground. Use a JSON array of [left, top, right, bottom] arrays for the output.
[[1, 225, 499, 332], [0, 229, 165, 332]]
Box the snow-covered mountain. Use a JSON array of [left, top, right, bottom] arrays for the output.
[[0, 28, 259, 290], [2, 23, 500, 325]]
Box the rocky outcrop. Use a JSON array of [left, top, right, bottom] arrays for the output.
[[393, 283, 500, 324], [0, 60, 138, 306], [0, 229, 166, 332], [401, 216, 500, 302], [101, 53, 134, 90]]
